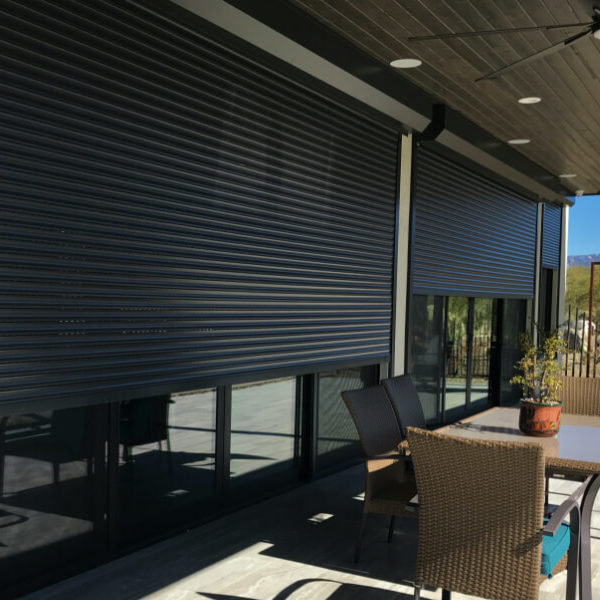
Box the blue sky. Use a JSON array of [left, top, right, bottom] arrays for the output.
[[568, 195, 600, 256]]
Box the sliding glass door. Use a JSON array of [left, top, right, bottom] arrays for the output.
[[410, 295, 526, 425], [470, 298, 495, 408], [444, 297, 494, 421], [410, 296, 445, 422]]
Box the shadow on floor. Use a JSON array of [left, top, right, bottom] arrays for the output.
[[254, 469, 418, 584], [20, 465, 418, 600], [198, 578, 414, 600]]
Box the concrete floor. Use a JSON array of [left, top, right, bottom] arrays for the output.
[[19, 465, 600, 600]]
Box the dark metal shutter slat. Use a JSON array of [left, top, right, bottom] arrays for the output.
[[412, 147, 537, 298], [1, 7, 395, 176], [52, 0, 391, 155], [0, 0, 398, 407], [541, 204, 562, 270]]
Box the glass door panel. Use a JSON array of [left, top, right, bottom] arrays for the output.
[[0, 403, 108, 597], [411, 294, 522, 425], [445, 297, 469, 415], [230, 377, 298, 486], [316, 365, 378, 471], [470, 298, 493, 408], [410, 295, 445, 423], [117, 389, 217, 546], [499, 299, 528, 405]]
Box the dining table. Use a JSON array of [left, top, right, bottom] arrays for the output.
[[436, 406, 600, 600]]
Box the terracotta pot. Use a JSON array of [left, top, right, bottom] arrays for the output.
[[518, 399, 562, 437]]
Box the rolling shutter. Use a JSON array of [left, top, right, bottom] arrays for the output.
[[541, 204, 562, 270], [0, 0, 398, 407], [412, 147, 537, 298]]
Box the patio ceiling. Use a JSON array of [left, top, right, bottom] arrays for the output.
[[281, 0, 600, 197]]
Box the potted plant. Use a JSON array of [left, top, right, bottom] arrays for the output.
[[510, 330, 566, 437]]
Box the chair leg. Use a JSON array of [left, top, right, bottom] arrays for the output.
[[354, 511, 368, 564], [441, 590, 452, 600], [166, 435, 173, 473], [387, 514, 395, 543], [565, 504, 580, 600], [545, 474, 550, 509], [579, 475, 600, 600], [413, 585, 421, 599]]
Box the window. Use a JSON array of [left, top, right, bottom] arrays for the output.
[[117, 388, 216, 545], [317, 365, 378, 470], [410, 295, 528, 424], [230, 377, 299, 485]]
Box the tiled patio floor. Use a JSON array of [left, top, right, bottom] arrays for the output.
[[20, 465, 600, 600]]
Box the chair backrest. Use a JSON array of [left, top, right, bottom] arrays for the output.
[[558, 375, 600, 416], [120, 395, 171, 445], [381, 375, 425, 436], [51, 406, 93, 459], [341, 385, 402, 456], [406, 427, 545, 600]]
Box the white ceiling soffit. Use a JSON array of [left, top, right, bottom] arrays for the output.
[[171, 0, 565, 204]]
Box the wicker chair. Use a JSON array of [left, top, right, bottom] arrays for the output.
[[545, 375, 600, 483], [406, 427, 582, 600], [540, 374, 600, 501], [381, 374, 425, 436], [341, 385, 417, 563], [557, 375, 600, 416]]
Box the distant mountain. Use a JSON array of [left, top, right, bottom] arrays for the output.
[[568, 254, 600, 267]]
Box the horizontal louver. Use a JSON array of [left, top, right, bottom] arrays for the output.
[[0, 0, 398, 406], [541, 204, 562, 270], [412, 147, 537, 297]]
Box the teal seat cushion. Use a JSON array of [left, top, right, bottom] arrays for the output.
[[541, 520, 570, 578]]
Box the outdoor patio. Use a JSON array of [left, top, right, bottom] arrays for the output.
[[19, 463, 600, 600]]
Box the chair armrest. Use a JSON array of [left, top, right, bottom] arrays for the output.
[[543, 476, 590, 536], [407, 493, 419, 509], [367, 446, 413, 470], [398, 439, 411, 456], [365, 452, 401, 462]]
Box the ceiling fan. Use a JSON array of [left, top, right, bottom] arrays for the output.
[[408, 6, 600, 81]]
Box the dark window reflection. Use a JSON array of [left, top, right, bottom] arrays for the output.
[[230, 377, 298, 485], [0, 405, 105, 597], [471, 298, 493, 406], [445, 297, 469, 413], [410, 295, 444, 422], [445, 297, 493, 412], [539, 268, 557, 332], [118, 389, 216, 545], [317, 365, 378, 470], [410, 295, 529, 421], [500, 299, 528, 405]]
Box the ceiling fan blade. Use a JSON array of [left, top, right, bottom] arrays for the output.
[[476, 28, 591, 81], [408, 22, 592, 41]]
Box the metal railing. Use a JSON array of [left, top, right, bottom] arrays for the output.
[[444, 306, 600, 379], [446, 327, 491, 379], [563, 305, 599, 378]]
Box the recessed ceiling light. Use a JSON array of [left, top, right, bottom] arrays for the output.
[[518, 96, 542, 104], [390, 58, 422, 69], [558, 173, 577, 179], [508, 138, 531, 145]]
